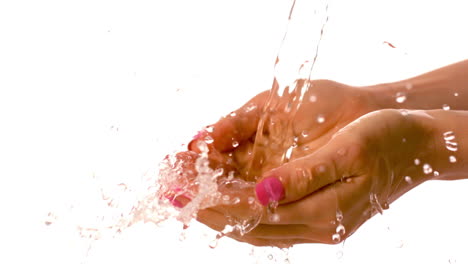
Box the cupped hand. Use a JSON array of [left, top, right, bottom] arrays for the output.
[[164, 79, 383, 241], [219, 109, 436, 247]]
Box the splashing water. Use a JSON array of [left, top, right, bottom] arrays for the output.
[[46, 0, 337, 258]]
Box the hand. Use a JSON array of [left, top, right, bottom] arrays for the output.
[[224, 109, 436, 247], [164, 79, 381, 240], [188, 79, 378, 182]]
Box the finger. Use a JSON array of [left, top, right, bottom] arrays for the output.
[[196, 208, 227, 232], [189, 90, 269, 153], [259, 174, 370, 244], [197, 209, 318, 247], [255, 133, 363, 206]]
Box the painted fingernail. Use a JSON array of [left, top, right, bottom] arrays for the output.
[[164, 194, 189, 208], [255, 176, 285, 206], [171, 198, 184, 208]]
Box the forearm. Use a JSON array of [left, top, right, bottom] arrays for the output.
[[365, 60, 468, 110]]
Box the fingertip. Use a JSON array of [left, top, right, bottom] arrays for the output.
[[188, 130, 210, 152], [255, 176, 285, 206], [165, 193, 191, 208]]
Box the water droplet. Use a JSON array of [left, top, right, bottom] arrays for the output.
[[395, 92, 406, 103], [317, 114, 325, 123], [449, 155, 457, 163], [232, 197, 240, 205], [442, 104, 451, 111], [336, 250, 344, 259], [336, 210, 343, 222], [443, 131, 455, 141], [285, 146, 293, 161], [423, 164, 433, 174], [232, 140, 239, 148], [433, 171, 440, 177], [245, 104, 257, 113], [301, 130, 309, 137], [229, 112, 237, 117], [454, 92, 459, 97], [209, 238, 219, 249], [204, 136, 214, 144], [402, 138, 407, 143], [222, 195, 230, 204], [332, 233, 341, 243], [302, 145, 310, 151], [269, 213, 280, 222], [309, 95, 317, 102], [405, 176, 413, 184], [446, 141, 458, 152], [336, 224, 346, 235], [406, 83, 413, 90], [267, 254, 274, 260], [247, 196, 255, 205], [414, 158, 421, 165], [205, 126, 214, 133], [400, 109, 409, 116]]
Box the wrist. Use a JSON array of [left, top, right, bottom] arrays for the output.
[[385, 109, 468, 203], [415, 110, 468, 181]]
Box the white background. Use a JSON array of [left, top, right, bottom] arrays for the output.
[[1, 0, 468, 263]]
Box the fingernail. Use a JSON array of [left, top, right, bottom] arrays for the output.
[[164, 193, 189, 208], [171, 198, 184, 208], [255, 176, 285, 206]]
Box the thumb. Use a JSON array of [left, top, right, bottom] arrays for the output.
[[255, 137, 362, 206]]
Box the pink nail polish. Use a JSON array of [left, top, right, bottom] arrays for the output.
[[171, 199, 184, 208], [255, 176, 285, 206], [164, 193, 188, 208]]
